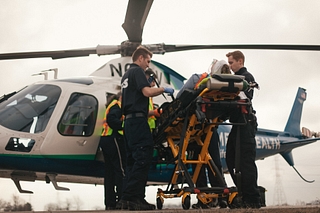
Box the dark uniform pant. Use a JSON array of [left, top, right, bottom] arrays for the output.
[[226, 114, 261, 204], [99, 135, 126, 208], [122, 117, 154, 202]]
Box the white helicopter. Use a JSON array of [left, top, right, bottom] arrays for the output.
[[0, 0, 320, 196]]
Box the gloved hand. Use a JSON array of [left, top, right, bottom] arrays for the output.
[[163, 87, 174, 95], [153, 108, 162, 117]]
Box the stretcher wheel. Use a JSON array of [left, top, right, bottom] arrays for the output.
[[228, 193, 242, 209], [219, 199, 228, 208], [156, 197, 163, 210], [182, 195, 191, 210]]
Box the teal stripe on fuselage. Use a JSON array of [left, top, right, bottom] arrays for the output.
[[0, 153, 95, 160], [0, 154, 104, 177]]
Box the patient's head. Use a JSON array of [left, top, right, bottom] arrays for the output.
[[210, 59, 231, 76]]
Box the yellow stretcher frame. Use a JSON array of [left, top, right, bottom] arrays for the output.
[[155, 87, 246, 210]]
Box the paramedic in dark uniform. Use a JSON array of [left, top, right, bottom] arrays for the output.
[[225, 50, 261, 208], [99, 92, 125, 210], [116, 46, 174, 211]]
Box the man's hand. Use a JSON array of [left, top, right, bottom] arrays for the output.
[[163, 87, 174, 95]]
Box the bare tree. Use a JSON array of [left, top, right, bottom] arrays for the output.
[[45, 203, 63, 211], [0, 195, 32, 211], [73, 196, 84, 210], [65, 198, 72, 210]]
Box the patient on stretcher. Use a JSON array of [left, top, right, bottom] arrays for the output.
[[176, 59, 231, 99], [154, 60, 241, 140]]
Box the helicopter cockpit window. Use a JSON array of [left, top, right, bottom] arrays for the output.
[[58, 93, 97, 136], [0, 84, 61, 133]]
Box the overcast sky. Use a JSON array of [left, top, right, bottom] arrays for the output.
[[1, 0, 320, 210]]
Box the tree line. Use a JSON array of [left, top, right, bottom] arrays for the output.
[[0, 195, 32, 211], [0, 194, 90, 211]]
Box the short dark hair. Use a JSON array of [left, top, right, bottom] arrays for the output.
[[226, 50, 245, 63], [132, 46, 153, 62]]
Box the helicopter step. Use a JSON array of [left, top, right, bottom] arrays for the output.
[[10, 171, 70, 193]]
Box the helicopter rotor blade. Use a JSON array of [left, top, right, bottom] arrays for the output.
[[0, 45, 120, 60], [2, 43, 320, 61], [159, 44, 320, 53], [122, 0, 153, 42]]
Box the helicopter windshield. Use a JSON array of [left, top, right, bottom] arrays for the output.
[[0, 84, 61, 133]]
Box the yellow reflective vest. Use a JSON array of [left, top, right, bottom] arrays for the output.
[[101, 99, 123, 136], [148, 97, 156, 131]]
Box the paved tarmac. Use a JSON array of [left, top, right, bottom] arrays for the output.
[[11, 206, 320, 213]]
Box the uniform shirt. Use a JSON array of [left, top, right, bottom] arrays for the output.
[[101, 100, 123, 136], [107, 103, 123, 135], [121, 63, 150, 116], [230, 67, 256, 122], [235, 67, 255, 100]]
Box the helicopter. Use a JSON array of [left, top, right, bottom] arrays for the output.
[[0, 0, 319, 203]]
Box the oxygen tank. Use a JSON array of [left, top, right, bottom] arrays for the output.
[[206, 74, 249, 92]]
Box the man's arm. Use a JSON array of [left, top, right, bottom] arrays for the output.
[[141, 86, 165, 97]]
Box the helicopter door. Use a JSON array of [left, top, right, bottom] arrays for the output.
[[58, 93, 98, 136]]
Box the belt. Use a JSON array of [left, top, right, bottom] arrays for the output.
[[125, 112, 146, 119]]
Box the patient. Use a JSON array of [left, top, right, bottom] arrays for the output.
[[176, 59, 231, 98]]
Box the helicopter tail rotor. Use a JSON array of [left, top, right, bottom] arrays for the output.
[[302, 127, 320, 138]]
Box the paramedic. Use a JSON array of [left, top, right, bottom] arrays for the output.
[[99, 92, 125, 210], [117, 46, 174, 211], [225, 50, 261, 208]]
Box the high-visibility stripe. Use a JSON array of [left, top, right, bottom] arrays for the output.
[[148, 97, 156, 131], [101, 100, 123, 136]]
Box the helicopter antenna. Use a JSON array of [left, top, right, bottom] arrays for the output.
[[50, 68, 58, 79], [32, 71, 48, 80], [292, 165, 315, 183], [32, 68, 58, 80]]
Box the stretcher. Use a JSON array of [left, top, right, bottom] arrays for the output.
[[153, 74, 252, 210]]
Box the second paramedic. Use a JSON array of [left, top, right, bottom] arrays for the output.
[[225, 50, 261, 208], [99, 92, 126, 210]]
